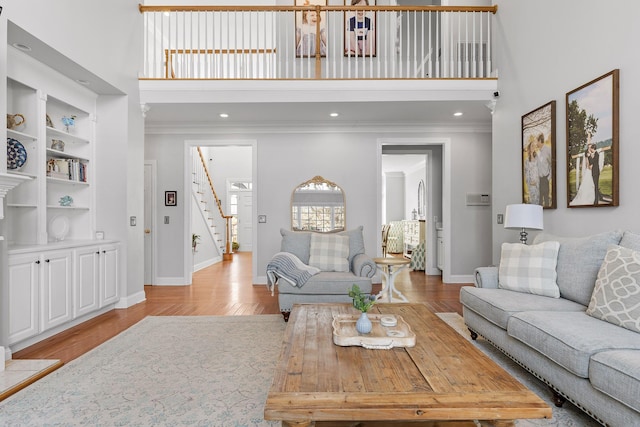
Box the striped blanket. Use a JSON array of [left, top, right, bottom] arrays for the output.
[[266, 252, 320, 295]]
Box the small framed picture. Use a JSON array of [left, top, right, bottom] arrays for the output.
[[165, 191, 177, 206]]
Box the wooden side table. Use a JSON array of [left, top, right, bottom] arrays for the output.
[[372, 257, 410, 303]]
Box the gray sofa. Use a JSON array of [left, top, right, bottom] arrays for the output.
[[461, 230, 640, 426], [272, 226, 376, 321]]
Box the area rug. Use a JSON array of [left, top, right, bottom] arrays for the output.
[[0, 314, 600, 426], [0, 315, 285, 427]]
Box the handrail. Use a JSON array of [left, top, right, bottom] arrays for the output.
[[139, 5, 498, 14], [196, 147, 233, 258], [140, 4, 498, 80]]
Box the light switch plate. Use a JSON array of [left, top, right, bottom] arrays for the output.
[[130, 216, 136, 226], [258, 215, 267, 223], [497, 214, 504, 224]]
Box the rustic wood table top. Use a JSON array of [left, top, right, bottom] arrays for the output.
[[264, 303, 551, 427]]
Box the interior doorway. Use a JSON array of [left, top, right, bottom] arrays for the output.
[[183, 140, 258, 286], [377, 138, 451, 281], [143, 161, 157, 285]]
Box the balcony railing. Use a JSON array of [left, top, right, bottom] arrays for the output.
[[139, 4, 497, 80]]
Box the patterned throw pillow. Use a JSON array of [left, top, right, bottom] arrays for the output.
[[309, 234, 350, 272], [498, 241, 560, 298], [587, 245, 640, 333]]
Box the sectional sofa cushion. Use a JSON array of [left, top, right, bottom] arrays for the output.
[[280, 226, 367, 267], [587, 245, 640, 333], [507, 311, 640, 378], [498, 241, 560, 297], [337, 225, 366, 264], [309, 233, 350, 272], [533, 230, 624, 305], [620, 231, 640, 251], [590, 350, 640, 412], [281, 228, 312, 264], [460, 286, 585, 329], [278, 271, 371, 295]]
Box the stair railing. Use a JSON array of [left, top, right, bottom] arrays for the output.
[[195, 147, 234, 260]]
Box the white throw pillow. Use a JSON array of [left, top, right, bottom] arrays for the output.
[[587, 245, 640, 333], [309, 234, 350, 272], [498, 241, 560, 298]]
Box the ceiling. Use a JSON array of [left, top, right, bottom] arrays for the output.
[[143, 99, 493, 128]]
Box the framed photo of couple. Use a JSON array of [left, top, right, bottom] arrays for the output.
[[521, 101, 557, 209], [566, 69, 619, 208]]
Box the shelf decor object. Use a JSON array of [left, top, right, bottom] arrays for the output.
[[61, 115, 76, 133], [7, 137, 27, 169], [51, 139, 65, 151], [59, 195, 73, 206], [504, 203, 543, 244], [7, 113, 26, 130], [48, 215, 70, 241]]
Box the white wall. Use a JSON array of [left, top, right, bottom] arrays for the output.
[[146, 127, 492, 283], [1, 2, 146, 306], [490, 0, 640, 261]]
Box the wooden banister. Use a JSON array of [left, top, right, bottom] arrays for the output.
[[139, 5, 498, 14], [196, 147, 233, 259]]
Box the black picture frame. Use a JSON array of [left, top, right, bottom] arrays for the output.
[[165, 191, 177, 206], [521, 101, 556, 209], [566, 69, 619, 207]]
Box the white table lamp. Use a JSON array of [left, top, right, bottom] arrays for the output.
[[504, 204, 543, 244]]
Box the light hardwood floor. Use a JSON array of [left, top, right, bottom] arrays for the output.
[[14, 252, 470, 364]]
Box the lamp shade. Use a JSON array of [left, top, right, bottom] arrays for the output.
[[504, 204, 543, 230]]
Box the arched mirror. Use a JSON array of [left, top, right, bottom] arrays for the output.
[[417, 179, 426, 219], [291, 175, 345, 232]]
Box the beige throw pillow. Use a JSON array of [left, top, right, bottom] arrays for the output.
[[498, 241, 560, 298], [309, 234, 350, 272], [587, 245, 640, 333]]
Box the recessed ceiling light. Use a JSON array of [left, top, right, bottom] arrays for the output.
[[219, 113, 229, 118], [330, 112, 339, 117], [12, 43, 32, 52], [453, 112, 463, 117]]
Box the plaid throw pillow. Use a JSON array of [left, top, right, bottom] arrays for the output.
[[498, 241, 560, 298], [587, 245, 640, 333], [309, 234, 350, 272]]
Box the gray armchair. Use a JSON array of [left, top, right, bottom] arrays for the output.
[[269, 226, 376, 321]]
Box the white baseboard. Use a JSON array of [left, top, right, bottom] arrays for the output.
[[255, 275, 267, 285], [194, 256, 220, 272], [445, 274, 474, 284], [154, 277, 191, 286], [115, 290, 147, 309]]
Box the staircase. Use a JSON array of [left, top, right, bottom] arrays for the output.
[[191, 147, 233, 260]]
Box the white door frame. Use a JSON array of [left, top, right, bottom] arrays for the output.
[[377, 138, 452, 282], [183, 139, 258, 286], [144, 160, 158, 286]]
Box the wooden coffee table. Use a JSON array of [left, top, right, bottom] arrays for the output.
[[264, 303, 551, 427]]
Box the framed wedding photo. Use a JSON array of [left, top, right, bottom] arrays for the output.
[[165, 191, 177, 206], [295, 0, 327, 58], [521, 101, 556, 209], [566, 69, 619, 208], [344, 0, 376, 57]]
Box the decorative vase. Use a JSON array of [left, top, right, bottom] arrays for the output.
[[356, 311, 372, 334], [51, 139, 65, 152]]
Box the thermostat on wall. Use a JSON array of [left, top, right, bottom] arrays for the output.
[[466, 193, 491, 206]]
